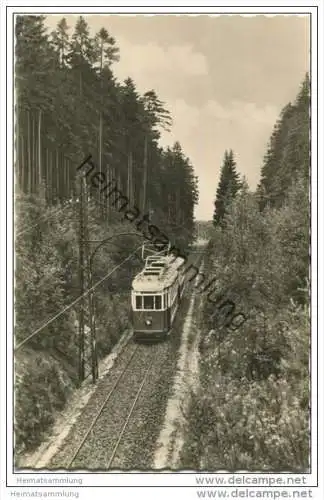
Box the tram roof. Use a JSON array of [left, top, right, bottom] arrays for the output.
[[132, 255, 185, 292]]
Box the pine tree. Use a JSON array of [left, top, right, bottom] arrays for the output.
[[51, 18, 70, 68], [93, 27, 120, 69], [213, 150, 241, 227], [296, 72, 310, 112], [16, 15, 57, 195], [140, 90, 172, 213], [257, 73, 310, 210], [67, 16, 96, 97], [15, 14, 199, 246]]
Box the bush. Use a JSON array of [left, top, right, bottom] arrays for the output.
[[182, 178, 309, 471], [14, 196, 139, 457], [15, 350, 75, 454], [184, 374, 309, 471]]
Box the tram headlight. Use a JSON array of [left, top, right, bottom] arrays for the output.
[[145, 319, 152, 326]]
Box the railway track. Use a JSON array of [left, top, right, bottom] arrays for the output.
[[64, 341, 159, 469], [46, 247, 205, 470], [106, 350, 158, 468]]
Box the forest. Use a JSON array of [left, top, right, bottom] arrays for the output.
[[14, 14, 310, 471], [14, 15, 198, 456], [182, 74, 310, 471]]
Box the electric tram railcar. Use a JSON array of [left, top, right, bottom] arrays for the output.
[[131, 255, 186, 340]]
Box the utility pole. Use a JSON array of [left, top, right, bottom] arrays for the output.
[[83, 185, 98, 383], [38, 109, 42, 189], [142, 135, 148, 214], [98, 37, 104, 214], [78, 176, 98, 384], [78, 176, 85, 383]]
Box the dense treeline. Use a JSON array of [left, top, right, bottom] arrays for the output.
[[15, 196, 136, 454], [182, 74, 310, 471], [14, 15, 198, 457], [257, 73, 310, 209], [15, 15, 198, 243], [195, 220, 214, 240], [213, 149, 241, 227]]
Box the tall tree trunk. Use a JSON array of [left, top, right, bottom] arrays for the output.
[[21, 135, 25, 193], [27, 109, 31, 194], [45, 148, 49, 203], [64, 157, 67, 201], [99, 113, 103, 207], [17, 134, 21, 191], [38, 109, 42, 189], [56, 150, 59, 203], [63, 154, 66, 201], [168, 193, 172, 223], [98, 45, 103, 209], [106, 161, 111, 219], [142, 135, 148, 213], [117, 168, 122, 200], [79, 68, 82, 98], [51, 150, 54, 204], [66, 158, 70, 201], [127, 154, 129, 201], [61, 153, 65, 202], [61, 41, 65, 68], [129, 151, 133, 206], [16, 106, 20, 190], [32, 113, 35, 193], [127, 151, 133, 205], [176, 188, 181, 225]]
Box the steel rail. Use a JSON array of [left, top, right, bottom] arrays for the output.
[[107, 350, 158, 468], [67, 343, 139, 468], [67, 249, 203, 468]]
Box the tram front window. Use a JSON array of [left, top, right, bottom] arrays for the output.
[[142, 295, 162, 310], [144, 296, 154, 309]]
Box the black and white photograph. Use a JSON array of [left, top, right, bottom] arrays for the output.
[[1, 3, 323, 499]]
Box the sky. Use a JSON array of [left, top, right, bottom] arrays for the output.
[[44, 14, 310, 220]]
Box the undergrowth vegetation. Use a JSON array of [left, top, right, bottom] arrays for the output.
[[15, 196, 138, 457], [14, 14, 198, 461], [182, 180, 310, 471], [181, 77, 310, 471]]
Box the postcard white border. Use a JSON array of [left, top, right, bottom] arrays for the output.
[[2, 2, 323, 497]]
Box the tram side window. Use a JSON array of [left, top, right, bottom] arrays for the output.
[[144, 295, 154, 309], [155, 295, 162, 310], [135, 296, 142, 309]]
